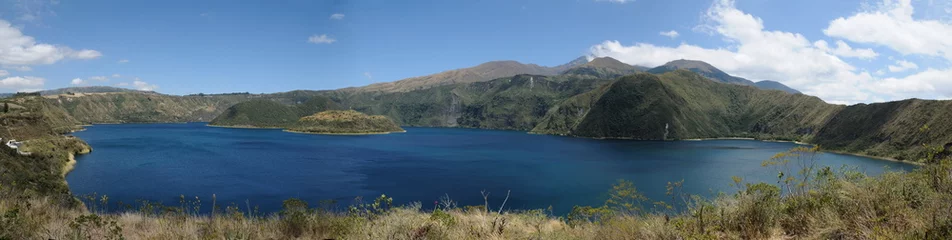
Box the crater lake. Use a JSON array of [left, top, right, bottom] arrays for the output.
[[67, 123, 915, 215]]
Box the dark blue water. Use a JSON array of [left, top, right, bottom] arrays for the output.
[[68, 123, 915, 215]]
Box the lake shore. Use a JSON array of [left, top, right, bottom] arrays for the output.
[[205, 124, 285, 129], [283, 129, 407, 135], [824, 150, 924, 166]]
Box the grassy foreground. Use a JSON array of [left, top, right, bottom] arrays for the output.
[[2, 145, 952, 239]]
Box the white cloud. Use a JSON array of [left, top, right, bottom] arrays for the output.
[[0, 20, 102, 65], [589, 0, 877, 103], [0, 76, 45, 90], [5, 65, 32, 71], [89, 76, 108, 82], [364, 72, 372, 79], [596, 0, 633, 3], [117, 59, 130, 63], [888, 60, 918, 72], [71, 49, 102, 59], [307, 34, 336, 44], [70, 78, 85, 85], [659, 30, 679, 38], [875, 68, 952, 99], [824, 0, 952, 61], [111, 73, 121, 78], [132, 79, 157, 91], [0, 70, 7, 77], [330, 13, 345, 20], [116, 82, 129, 86], [813, 40, 879, 59]]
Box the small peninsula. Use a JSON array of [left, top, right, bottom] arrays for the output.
[[287, 110, 405, 134]]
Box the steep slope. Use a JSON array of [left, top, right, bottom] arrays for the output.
[[561, 57, 641, 79], [47, 92, 254, 123], [755, 80, 801, 94], [812, 99, 952, 161], [288, 110, 404, 134], [352, 57, 589, 93], [0, 96, 82, 140], [533, 70, 840, 140], [530, 83, 613, 135], [319, 74, 611, 130], [208, 96, 342, 128]]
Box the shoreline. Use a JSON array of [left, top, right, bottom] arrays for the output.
[[205, 124, 285, 130], [62, 153, 76, 177], [283, 129, 407, 135], [824, 150, 924, 166], [527, 132, 919, 166]]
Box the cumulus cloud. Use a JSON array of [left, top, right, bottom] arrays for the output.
[[824, 0, 952, 61], [888, 60, 918, 72], [330, 13, 345, 20], [0, 20, 102, 66], [70, 78, 85, 85], [589, 0, 877, 103], [5, 66, 32, 71], [659, 30, 679, 38], [132, 79, 158, 91], [0, 70, 7, 77], [813, 40, 879, 59], [111, 73, 121, 78], [307, 34, 336, 44], [875, 68, 952, 99], [0, 76, 45, 91]]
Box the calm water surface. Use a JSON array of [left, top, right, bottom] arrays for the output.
[[68, 123, 915, 214]]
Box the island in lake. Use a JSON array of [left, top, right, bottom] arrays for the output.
[[288, 110, 405, 134]]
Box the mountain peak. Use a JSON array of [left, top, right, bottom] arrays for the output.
[[584, 57, 630, 69], [660, 59, 718, 73]]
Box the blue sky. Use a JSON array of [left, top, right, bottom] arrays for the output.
[[1, 0, 951, 104]]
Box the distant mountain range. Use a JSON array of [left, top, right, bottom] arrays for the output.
[[647, 59, 800, 94], [3, 56, 949, 162]]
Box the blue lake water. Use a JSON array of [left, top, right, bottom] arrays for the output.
[[68, 123, 915, 215]]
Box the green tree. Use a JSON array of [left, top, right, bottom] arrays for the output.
[[605, 179, 648, 216]]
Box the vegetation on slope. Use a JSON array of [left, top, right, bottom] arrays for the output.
[[48, 92, 256, 123], [0, 96, 82, 139], [534, 71, 840, 140], [812, 99, 952, 161], [754, 80, 801, 94], [208, 96, 342, 128], [316, 74, 612, 131], [288, 110, 404, 134]]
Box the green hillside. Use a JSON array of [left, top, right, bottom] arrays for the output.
[[288, 110, 404, 134], [208, 96, 342, 128], [316, 74, 612, 130], [812, 99, 952, 161], [533, 70, 840, 140], [0, 96, 82, 140], [47, 92, 255, 123]]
